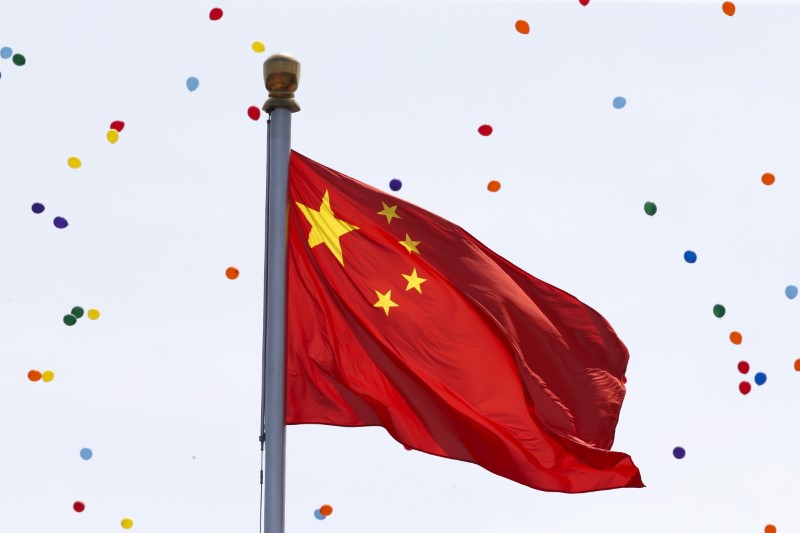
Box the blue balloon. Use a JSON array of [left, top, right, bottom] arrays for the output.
[[754, 372, 767, 386], [0, 46, 12, 59], [672, 446, 686, 459], [80, 447, 93, 460], [389, 179, 402, 191], [612, 96, 627, 109], [785, 285, 798, 300], [683, 250, 697, 264], [186, 76, 200, 92], [314, 509, 326, 520]]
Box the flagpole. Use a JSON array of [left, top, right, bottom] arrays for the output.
[[261, 53, 300, 533]]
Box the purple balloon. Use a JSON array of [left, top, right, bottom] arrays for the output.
[[31, 202, 45, 214], [53, 216, 69, 229]]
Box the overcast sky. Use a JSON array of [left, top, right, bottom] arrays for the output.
[[2, 1, 800, 532]]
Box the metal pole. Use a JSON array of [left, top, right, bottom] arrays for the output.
[[261, 53, 300, 533]]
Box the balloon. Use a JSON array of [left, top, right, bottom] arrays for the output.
[[672, 447, 686, 459], [80, 447, 93, 460], [225, 267, 239, 280], [643, 201, 657, 216], [713, 304, 726, 318], [515, 20, 530, 35], [722, 2, 735, 16], [613, 96, 626, 109], [389, 179, 402, 191]]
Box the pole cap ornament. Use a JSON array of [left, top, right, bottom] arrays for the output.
[[263, 53, 300, 113]]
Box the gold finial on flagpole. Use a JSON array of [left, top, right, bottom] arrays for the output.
[[263, 53, 300, 113]]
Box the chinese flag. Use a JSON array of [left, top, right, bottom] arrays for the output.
[[286, 151, 643, 493]]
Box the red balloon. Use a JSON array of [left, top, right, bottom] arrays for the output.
[[247, 106, 261, 121], [739, 381, 751, 395], [209, 7, 223, 20], [110, 120, 125, 132], [73, 501, 86, 512]]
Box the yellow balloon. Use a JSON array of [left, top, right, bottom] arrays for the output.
[[121, 518, 134, 529], [88, 308, 100, 320], [42, 370, 54, 382], [252, 41, 265, 53], [67, 156, 81, 169], [107, 130, 119, 144]]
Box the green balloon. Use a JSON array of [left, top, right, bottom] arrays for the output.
[[644, 201, 657, 216], [63, 314, 77, 326], [713, 304, 726, 318], [12, 53, 26, 66], [71, 306, 84, 319]]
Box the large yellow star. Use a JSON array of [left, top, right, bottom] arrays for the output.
[[402, 268, 427, 293], [399, 234, 420, 254], [377, 202, 401, 224], [373, 290, 398, 316], [296, 191, 358, 265]]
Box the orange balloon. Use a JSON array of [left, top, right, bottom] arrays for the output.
[[487, 180, 501, 192], [765, 525, 777, 533], [729, 331, 742, 345], [515, 20, 530, 35], [225, 267, 239, 280], [761, 173, 775, 186], [28, 370, 42, 382], [722, 1, 735, 16], [319, 504, 333, 517], [794, 358, 800, 372]]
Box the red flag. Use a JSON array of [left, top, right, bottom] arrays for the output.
[[285, 151, 643, 493]]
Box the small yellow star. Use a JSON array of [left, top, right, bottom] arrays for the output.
[[377, 202, 401, 224], [402, 268, 427, 293], [399, 234, 420, 254], [373, 290, 399, 316]]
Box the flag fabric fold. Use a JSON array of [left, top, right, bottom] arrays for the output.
[[284, 150, 643, 493]]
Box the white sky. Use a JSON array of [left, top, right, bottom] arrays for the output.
[[2, 1, 800, 532]]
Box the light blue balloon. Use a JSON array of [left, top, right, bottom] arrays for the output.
[[186, 76, 200, 92], [314, 509, 326, 520], [613, 96, 627, 109], [80, 447, 93, 460], [0, 47, 12, 59], [785, 285, 798, 300]]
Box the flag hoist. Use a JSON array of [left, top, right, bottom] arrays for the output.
[[260, 53, 300, 533]]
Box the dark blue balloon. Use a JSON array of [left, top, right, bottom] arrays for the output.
[[684, 250, 697, 264], [672, 446, 686, 459], [754, 372, 767, 386], [53, 216, 68, 229], [389, 179, 402, 191], [31, 202, 45, 214]]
